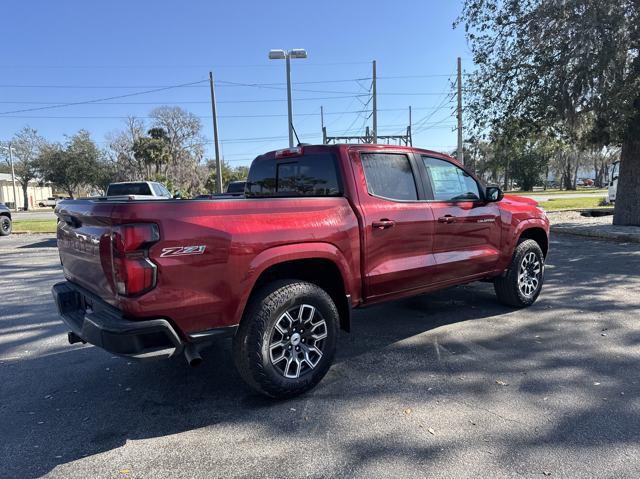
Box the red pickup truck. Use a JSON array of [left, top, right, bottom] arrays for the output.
[[53, 144, 549, 398]]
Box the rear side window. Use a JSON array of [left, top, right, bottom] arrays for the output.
[[246, 153, 341, 197], [107, 183, 152, 196], [422, 156, 480, 201], [360, 153, 418, 201]]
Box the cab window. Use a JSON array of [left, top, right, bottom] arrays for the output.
[[422, 156, 480, 201], [360, 152, 418, 201]]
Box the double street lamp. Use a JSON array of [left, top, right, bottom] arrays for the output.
[[268, 48, 307, 147]]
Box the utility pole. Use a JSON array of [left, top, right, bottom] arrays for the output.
[[209, 72, 223, 194], [8, 143, 18, 211], [321, 106, 327, 144], [408, 106, 413, 146], [456, 57, 464, 165], [372, 60, 378, 144]]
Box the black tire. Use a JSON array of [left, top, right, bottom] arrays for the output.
[[494, 239, 545, 307], [0, 216, 11, 236], [232, 280, 338, 398]]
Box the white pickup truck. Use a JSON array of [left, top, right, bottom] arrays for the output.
[[106, 181, 172, 199], [607, 161, 620, 204]]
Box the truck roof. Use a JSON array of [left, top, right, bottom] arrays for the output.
[[255, 143, 461, 167]]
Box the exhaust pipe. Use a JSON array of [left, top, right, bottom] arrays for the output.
[[68, 331, 86, 345], [184, 344, 202, 367]]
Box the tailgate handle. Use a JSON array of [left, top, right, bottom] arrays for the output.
[[61, 214, 82, 228]]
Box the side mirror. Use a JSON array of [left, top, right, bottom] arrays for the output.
[[485, 186, 504, 202], [173, 193, 182, 200]]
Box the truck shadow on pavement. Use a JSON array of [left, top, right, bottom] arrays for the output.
[[1, 234, 640, 478]]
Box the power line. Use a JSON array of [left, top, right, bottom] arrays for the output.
[[0, 94, 369, 105], [0, 79, 209, 115], [0, 107, 454, 120], [0, 77, 371, 89], [0, 60, 374, 69]]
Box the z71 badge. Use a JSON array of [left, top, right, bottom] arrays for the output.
[[160, 245, 206, 257]]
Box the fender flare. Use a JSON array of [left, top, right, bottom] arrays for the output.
[[231, 242, 357, 326], [497, 218, 550, 270]]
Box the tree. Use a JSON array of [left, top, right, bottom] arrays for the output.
[[1, 127, 45, 210], [149, 106, 206, 194], [132, 127, 171, 178], [37, 130, 102, 198], [105, 117, 146, 181], [457, 0, 640, 225], [204, 160, 249, 193]]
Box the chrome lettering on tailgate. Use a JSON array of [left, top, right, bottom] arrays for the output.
[[160, 245, 206, 258]]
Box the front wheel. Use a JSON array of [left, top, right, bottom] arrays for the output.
[[494, 239, 545, 307], [0, 216, 12, 236], [233, 280, 338, 398]]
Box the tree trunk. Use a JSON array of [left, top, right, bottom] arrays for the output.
[[21, 183, 29, 211], [613, 106, 640, 226]]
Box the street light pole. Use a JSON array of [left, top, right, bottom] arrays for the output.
[[285, 55, 294, 147], [269, 49, 307, 148]]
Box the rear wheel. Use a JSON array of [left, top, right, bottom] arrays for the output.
[[233, 280, 338, 398], [494, 239, 544, 307], [0, 216, 12, 236]]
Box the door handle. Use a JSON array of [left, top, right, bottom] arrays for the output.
[[372, 219, 396, 230], [437, 215, 456, 224]]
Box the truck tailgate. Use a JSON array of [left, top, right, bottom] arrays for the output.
[[56, 200, 118, 306]]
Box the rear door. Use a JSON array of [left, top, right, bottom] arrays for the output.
[[419, 155, 502, 282], [353, 150, 438, 299]]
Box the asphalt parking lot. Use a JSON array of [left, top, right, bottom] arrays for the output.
[[1, 233, 639, 478]]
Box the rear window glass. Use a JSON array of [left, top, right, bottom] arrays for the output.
[[246, 153, 341, 197], [107, 183, 152, 196]]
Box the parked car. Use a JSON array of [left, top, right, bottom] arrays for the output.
[[38, 195, 68, 208], [194, 181, 247, 200], [226, 180, 246, 196], [608, 160, 620, 203], [0, 203, 12, 236], [52, 144, 549, 398], [106, 181, 172, 199]]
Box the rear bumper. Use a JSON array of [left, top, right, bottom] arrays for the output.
[[52, 281, 184, 360]]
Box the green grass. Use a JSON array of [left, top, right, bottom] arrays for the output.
[[12, 219, 58, 233], [509, 188, 607, 196], [538, 196, 611, 211]]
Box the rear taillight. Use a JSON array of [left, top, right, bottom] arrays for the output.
[[111, 223, 159, 296]]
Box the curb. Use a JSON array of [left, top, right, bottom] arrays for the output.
[[551, 225, 640, 244], [545, 207, 614, 214]]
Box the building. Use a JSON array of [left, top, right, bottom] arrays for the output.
[[0, 173, 53, 210]]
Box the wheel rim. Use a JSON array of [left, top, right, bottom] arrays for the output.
[[1, 218, 9, 233], [518, 251, 542, 297], [269, 304, 328, 379]]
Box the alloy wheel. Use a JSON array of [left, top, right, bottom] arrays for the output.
[[269, 304, 328, 379], [518, 251, 542, 297]]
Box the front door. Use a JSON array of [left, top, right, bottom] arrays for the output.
[[354, 151, 437, 299], [420, 156, 502, 282]]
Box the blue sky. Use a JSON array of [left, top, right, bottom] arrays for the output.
[[0, 0, 472, 166]]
